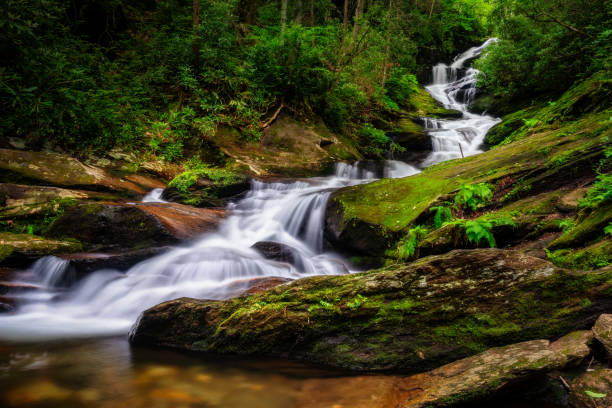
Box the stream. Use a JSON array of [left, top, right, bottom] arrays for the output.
[[0, 40, 505, 407]]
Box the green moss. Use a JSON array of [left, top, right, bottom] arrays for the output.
[[0, 245, 14, 263]]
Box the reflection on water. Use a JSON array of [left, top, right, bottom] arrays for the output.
[[0, 337, 397, 408]]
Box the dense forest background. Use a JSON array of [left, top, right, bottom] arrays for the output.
[[1, 0, 610, 162]]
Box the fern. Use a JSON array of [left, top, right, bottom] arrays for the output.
[[464, 220, 496, 247], [605, 223, 612, 236], [398, 226, 428, 260], [430, 206, 453, 229], [454, 183, 493, 212]]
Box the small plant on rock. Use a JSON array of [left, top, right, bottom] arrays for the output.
[[398, 226, 428, 260], [454, 183, 493, 213]]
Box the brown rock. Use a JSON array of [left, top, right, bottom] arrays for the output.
[[593, 314, 612, 358], [225, 276, 293, 297], [0, 148, 144, 195], [45, 202, 224, 251], [394, 331, 593, 408]]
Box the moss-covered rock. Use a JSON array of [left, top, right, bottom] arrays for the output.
[[0, 148, 153, 196], [0, 232, 81, 267], [130, 249, 612, 372], [324, 77, 611, 257]]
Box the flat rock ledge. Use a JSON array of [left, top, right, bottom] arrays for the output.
[[295, 331, 593, 408]]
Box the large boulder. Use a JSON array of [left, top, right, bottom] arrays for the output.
[[130, 249, 612, 372], [0, 148, 155, 195], [60, 247, 171, 278], [45, 202, 224, 251]]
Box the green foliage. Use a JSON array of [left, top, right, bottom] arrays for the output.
[[430, 206, 453, 229], [476, 0, 612, 103], [580, 173, 612, 209], [0, 0, 494, 156], [605, 223, 612, 237], [398, 225, 428, 260], [584, 390, 607, 399], [454, 183, 493, 212], [347, 294, 368, 310], [168, 156, 241, 193], [464, 220, 496, 247], [360, 124, 391, 158]]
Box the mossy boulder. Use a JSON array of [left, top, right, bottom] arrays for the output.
[[0, 232, 81, 267], [387, 118, 432, 152], [130, 249, 612, 372], [324, 81, 611, 257], [0, 148, 152, 196]]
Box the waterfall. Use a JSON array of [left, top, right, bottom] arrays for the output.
[[0, 159, 420, 341], [423, 39, 501, 166], [0, 42, 498, 342], [141, 188, 166, 203]]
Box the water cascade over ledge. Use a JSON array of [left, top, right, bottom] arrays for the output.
[[423, 38, 501, 166]]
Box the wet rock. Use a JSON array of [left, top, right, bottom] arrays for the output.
[[388, 118, 432, 152], [0, 302, 13, 313], [251, 241, 302, 268], [593, 314, 612, 358], [0, 148, 146, 195], [570, 367, 612, 408], [45, 202, 224, 251], [224, 276, 293, 297], [394, 331, 593, 407], [0, 232, 81, 267], [60, 247, 172, 277], [130, 249, 612, 371]]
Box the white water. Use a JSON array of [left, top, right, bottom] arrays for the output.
[[423, 38, 501, 166], [141, 188, 166, 203], [0, 162, 418, 341]]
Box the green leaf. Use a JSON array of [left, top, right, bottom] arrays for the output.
[[584, 390, 606, 398]]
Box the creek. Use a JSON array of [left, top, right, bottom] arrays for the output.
[[0, 40, 510, 408]]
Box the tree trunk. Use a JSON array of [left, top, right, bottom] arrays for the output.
[[281, 0, 288, 34], [351, 0, 364, 42], [192, 0, 200, 76], [343, 0, 349, 35], [381, 0, 393, 89], [310, 0, 315, 26], [429, 0, 435, 17], [296, 0, 303, 24]]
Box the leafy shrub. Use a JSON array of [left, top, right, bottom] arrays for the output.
[[605, 223, 612, 237], [454, 183, 493, 213], [360, 124, 391, 158], [385, 68, 419, 106]]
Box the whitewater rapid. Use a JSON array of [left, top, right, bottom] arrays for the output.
[[423, 38, 501, 166], [0, 162, 419, 341]]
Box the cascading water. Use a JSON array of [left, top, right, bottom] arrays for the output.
[[141, 188, 166, 203], [0, 162, 418, 341], [423, 38, 501, 166], [0, 41, 497, 342]]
